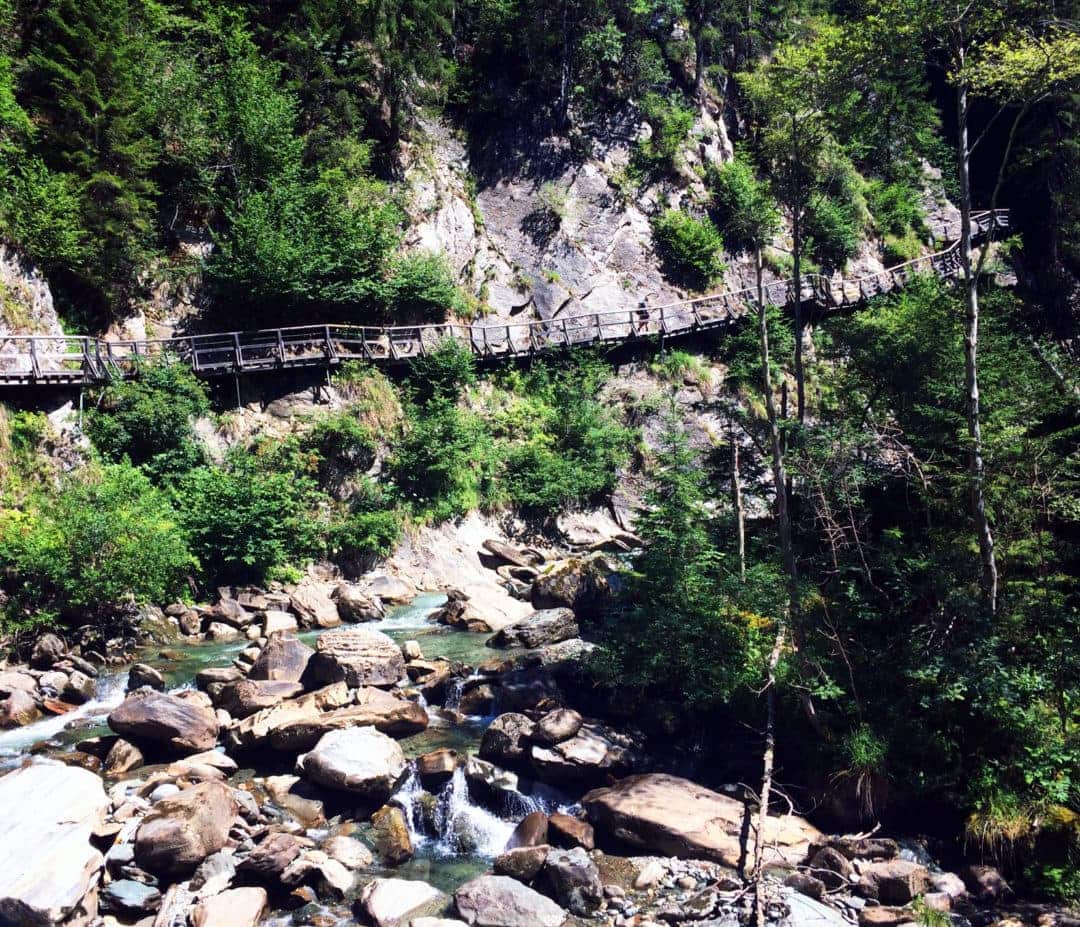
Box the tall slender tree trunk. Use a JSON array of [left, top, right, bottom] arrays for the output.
[[731, 420, 746, 580], [954, 48, 999, 615], [790, 133, 806, 423], [753, 623, 785, 927]]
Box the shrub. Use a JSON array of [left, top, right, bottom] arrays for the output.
[[883, 229, 922, 265], [175, 456, 322, 582], [639, 92, 695, 171], [408, 337, 478, 404], [0, 463, 194, 626], [804, 196, 860, 270], [86, 361, 210, 482], [381, 251, 463, 320], [708, 155, 781, 255], [652, 209, 725, 288], [327, 507, 403, 573], [866, 180, 926, 238], [295, 413, 378, 490]]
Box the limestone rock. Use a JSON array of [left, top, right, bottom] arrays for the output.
[[63, 671, 96, 704], [215, 679, 305, 718], [263, 610, 299, 635], [108, 689, 220, 755], [785, 872, 827, 901], [290, 577, 342, 629], [542, 847, 602, 916], [417, 748, 460, 790], [127, 663, 166, 691], [335, 583, 385, 622], [103, 738, 144, 775], [0, 763, 108, 927], [533, 709, 582, 746], [506, 812, 548, 849], [961, 864, 1011, 903], [479, 713, 536, 766], [134, 780, 239, 878], [360, 878, 448, 927], [101, 879, 161, 918], [494, 845, 550, 883], [365, 573, 415, 604], [190, 886, 267, 927], [30, 632, 66, 669], [226, 682, 351, 752], [489, 609, 578, 649], [263, 775, 326, 827], [856, 860, 931, 904], [453, 875, 567, 927], [370, 804, 414, 864], [247, 634, 314, 683], [583, 773, 821, 869], [237, 831, 303, 882], [323, 835, 373, 869], [0, 689, 40, 728], [269, 687, 428, 750], [306, 627, 406, 688], [529, 722, 639, 785], [297, 726, 407, 799], [481, 539, 543, 568]]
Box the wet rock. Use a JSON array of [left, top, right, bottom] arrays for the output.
[[0, 671, 37, 695], [207, 621, 240, 642], [103, 738, 144, 775], [417, 748, 460, 790], [134, 780, 239, 878], [323, 835, 373, 869], [196, 666, 244, 692], [583, 773, 821, 869], [61, 670, 95, 704], [0, 689, 40, 727], [495, 844, 550, 882], [101, 879, 161, 918], [529, 722, 640, 785], [784, 889, 851, 927], [785, 871, 827, 900], [109, 689, 220, 755], [190, 886, 267, 927], [37, 670, 69, 696], [281, 850, 355, 899], [248, 634, 314, 683], [238, 831, 303, 882], [453, 874, 567, 927], [0, 764, 108, 927], [507, 812, 549, 849], [305, 627, 406, 688], [491, 667, 561, 712], [263, 610, 299, 636], [458, 684, 496, 716], [215, 679, 305, 718], [370, 804, 414, 865], [929, 871, 967, 900], [856, 860, 931, 904], [191, 848, 238, 895], [813, 836, 900, 860], [482, 539, 543, 568], [365, 573, 415, 604], [465, 756, 520, 800], [290, 577, 342, 629], [359, 878, 448, 927], [479, 713, 536, 766], [533, 709, 582, 746], [433, 590, 494, 633], [226, 682, 351, 752], [335, 583, 385, 622], [542, 847, 602, 915], [961, 864, 1011, 903], [922, 892, 952, 912], [489, 609, 578, 649], [547, 813, 594, 850], [270, 687, 428, 750], [30, 632, 66, 669], [179, 610, 203, 636], [263, 774, 326, 827], [128, 663, 165, 691], [297, 726, 407, 799]]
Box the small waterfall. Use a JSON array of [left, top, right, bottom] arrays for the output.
[[444, 671, 485, 714]]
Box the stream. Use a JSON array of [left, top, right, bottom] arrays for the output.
[[0, 593, 575, 902]]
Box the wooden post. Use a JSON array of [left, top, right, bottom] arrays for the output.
[[505, 324, 511, 355], [561, 318, 569, 348], [277, 329, 286, 363], [29, 339, 40, 379], [232, 332, 242, 370]]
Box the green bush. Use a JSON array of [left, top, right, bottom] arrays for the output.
[[382, 251, 463, 320], [0, 463, 194, 626], [651, 209, 725, 288], [639, 92, 695, 171], [327, 507, 403, 571], [883, 229, 922, 265], [294, 413, 378, 491], [866, 180, 926, 238], [175, 456, 322, 582], [804, 196, 860, 270], [408, 337, 478, 404], [86, 361, 209, 482], [709, 156, 781, 254]]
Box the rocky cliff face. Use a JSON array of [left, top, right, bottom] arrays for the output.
[[0, 244, 63, 339]]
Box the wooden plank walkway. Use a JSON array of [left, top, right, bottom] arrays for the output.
[[0, 210, 1008, 387]]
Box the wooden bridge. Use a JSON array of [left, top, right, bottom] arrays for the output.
[[0, 211, 1008, 387]]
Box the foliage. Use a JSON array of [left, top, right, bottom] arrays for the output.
[[408, 338, 478, 404], [709, 155, 782, 254], [0, 463, 193, 626], [804, 195, 860, 270], [382, 251, 463, 320], [638, 93, 695, 171], [651, 209, 726, 288]]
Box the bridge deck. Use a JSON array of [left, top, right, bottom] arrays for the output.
[[0, 211, 1007, 387]]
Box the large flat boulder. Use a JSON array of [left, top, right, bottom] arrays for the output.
[[108, 689, 219, 755], [305, 627, 406, 688], [247, 634, 313, 682], [453, 875, 566, 927], [360, 878, 448, 927], [0, 763, 108, 926], [190, 886, 267, 927], [269, 687, 429, 751], [134, 781, 239, 878], [289, 576, 342, 628], [489, 609, 578, 650], [226, 683, 351, 752], [297, 726, 407, 800], [215, 679, 305, 719], [529, 722, 640, 785], [582, 773, 820, 869]]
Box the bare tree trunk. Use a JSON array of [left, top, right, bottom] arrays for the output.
[[557, 0, 571, 129], [955, 56, 999, 615], [791, 118, 806, 424], [731, 419, 746, 580], [753, 623, 786, 927]]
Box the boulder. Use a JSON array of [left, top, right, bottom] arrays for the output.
[[360, 878, 448, 927], [226, 682, 352, 752], [494, 845, 550, 883], [263, 609, 299, 636], [101, 880, 161, 917], [0, 671, 37, 696], [961, 864, 1011, 903], [323, 835, 374, 869], [206, 621, 239, 642], [480, 713, 536, 766], [433, 590, 494, 633], [417, 748, 460, 790], [109, 689, 220, 755], [238, 831, 303, 882], [269, 687, 428, 750], [784, 889, 852, 927], [529, 722, 640, 785], [858, 907, 916, 927], [814, 836, 900, 860], [542, 847, 602, 916], [506, 812, 548, 849], [37, 670, 69, 697], [582, 773, 821, 869], [335, 583, 385, 622], [30, 632, 66, 669], [0, 689, 40, 728], [190, 887, 267, 927], [929, 871, 968, 900], [133, 780, 238, 878], [247, 634, 314, 683], [290, 577, 342, 629], [855, 860, 931, 904], [533, 709, 582, 746], [179, 610, 203, 636], [785, 872, 827, 901], [370, 804, 414, 865], [196, 666, 243, 692], [281, 850, 355, 899], [453, 875, 567, 927], [127, 663, 165, 691], [297, 726, 407, 799], [215, 679, 305, 718], [808, 846, 852, 890], [61, 671, 95, 705], [489, 609, 578, 650], [482, 539, 543, 568], [366, 573, 415, 604], [263, 774, 326, 828], [0, 764, 108, 927], [103, 738, 144, 775], [547, 813, 594, 850], [530, 558, 612, 613], [305, 627, 406, 688]]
